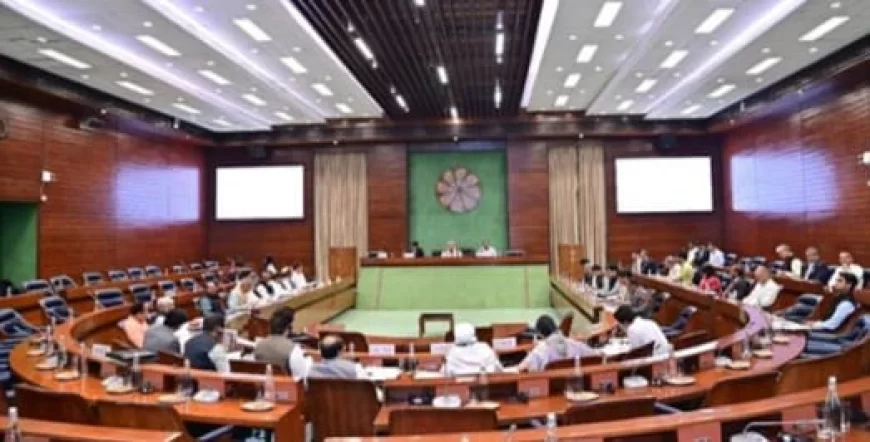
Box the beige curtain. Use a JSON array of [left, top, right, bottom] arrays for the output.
[[548, 143, 607, 266], [314, 152, 368, 280]]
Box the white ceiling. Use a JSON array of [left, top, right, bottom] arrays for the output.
[[524, 0, 870, 119], [0, 0, 383, 132]]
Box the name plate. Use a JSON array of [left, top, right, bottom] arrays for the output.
[[368, 344, 396, 356], [492, 337, 517, 350], [435, 384, 469, 402], [197, 377, 226, 396], [143, 371, 164, 390], [518, 378, 549, 398], [430, 342, 453, 355], [677, 421, 721, 442], [91, 344, 111, 358]]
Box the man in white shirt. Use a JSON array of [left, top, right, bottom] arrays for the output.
[[227, 276, 257, 313], [444, 323, 502, 376], [475, 240, 498, 258], [289, 262, 308, 290], [742, 265, 781, 309], [441, 241, 462, 258], [707, 244, 726, 268], [828, 251, 864, 290], [613, 305, 669, 356], [775, 244, 803, 277]]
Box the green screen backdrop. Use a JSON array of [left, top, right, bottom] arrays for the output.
[[408, 149, 508, 254], [0, 203, 38, 284]]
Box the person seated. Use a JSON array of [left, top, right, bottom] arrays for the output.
[[264, 255, 278, 275], [579, 258, 591, 280], [475, 240, 498, 258], [615, 270, 658, 318], [516, 315, 598, 372], [742, 265, 781, 309], [307, 335, 367, 379], [199, 282, 226, 316], [691, 243, 709, 268], [707, 243, 726, 267], [802, 246, 832, 284], [675, 253, 695, 286], [0, 279, 22, 296], [441, 240, 462, 258], [811, 273, 858, 331], [686, 242, 701, 267], [121, 302, 149, 348], [632, 250, 657, 275], [613, 305, 669, 356], [585, 264, 604, 289], [289, 262, 308, 290], [183, 315, 230, 373], [254, 270, 281, 299], [697, 264, 723, 296], [254, 307, 311, 378], [151, 296, 175, 326], [828, 251, 864, 290], [409, 241, 425, 258], [444, 323, 502, 375], [597, 265, 620, 297], [775, 244, 803, 277], [143, 308, 187, 354], [723, 265, 752, 301], [227, 276, 257, 312]]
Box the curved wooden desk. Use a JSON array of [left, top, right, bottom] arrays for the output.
[[0, 415, 183, 442], [360, 257, 549, 267]]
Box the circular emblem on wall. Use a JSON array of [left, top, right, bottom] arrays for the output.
[[436, 166, 482, 213]]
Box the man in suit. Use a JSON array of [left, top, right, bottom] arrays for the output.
[[183, 315, 230, 373], [598, 265, 620, 297], [585, 265, 604, 289], [410, 241, 425, 258], [254, 307, 310, 378], [307, 335, 366, 379], [143, 308, 186, 354], [802, 246, 831, 284]]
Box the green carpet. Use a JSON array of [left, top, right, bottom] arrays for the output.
[[329, 308, 577, 338]]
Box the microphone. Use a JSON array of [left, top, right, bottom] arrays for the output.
[[732, 419, 824, 442]]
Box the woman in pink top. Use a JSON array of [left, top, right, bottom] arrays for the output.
[[121, 302, 149, 348], [698, 264, 723, 296]]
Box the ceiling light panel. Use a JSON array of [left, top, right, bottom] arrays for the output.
[[695, 8, 735, 34], [523, 0, 664, 112]]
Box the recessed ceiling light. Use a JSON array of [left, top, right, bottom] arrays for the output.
[[673, 72, 681, 78], [695, 8, 734, 34], [395, 94, 409, 111], [579, 89, 586, 94], [594, 66, 603, 72], [495, 32, 505, 56], [250, 87, 257, 92], [799, 16, 849, 41], [274, 111, 294, 122], [594, 2, 622, 28], [563, 73, 581, 88], [494, 83, 502, 108], [177, 97, 185, 102], [312, 83, 334, 96], [293, 46, 301, 53], [136, 35, 181, 57], [436, 65, 449, 84], [80, 74, 89, 80], [710, 40, 719, 46], [38, 49, 91, 69], [116, 81, 154, 96], [614, 34, 624, 41], [91, 24, 101, 31], [165, 62, 173, 68], [576, 45, 598, 63], [233, 18, 272, 42], [450, 106, 459, 119], [279, 57, 307, 75], [414, 0, 425, 6], [635, 72, 644, 78], [681, 104, 701, 114], [615, 95, 622, 100], [120, 72, 128, 78], [173, 103, 201, 114], [809, 47, 819, 53], [36, 37, 47, 43], [354, 37, 374, 60], [206, 60, 215, 66], [246, 4, 257, 10], [215, 88, 222, 93], [708, 84, 736, 98], [213, 118, 232, 127], [756, 77, 764, 83], [251, 48, 259, 54], [194, 6, 204, 12], [242, 93, 267, 106], [717, 78, 725, 83], [554, 95, 569, 107], [762, 47, 771, 54], [660, 50, 688, 68], [664, 40, 673, 47], [746, 57, 781, 75], [617, 100, 633, 111], [830, 2, 841, 9], [143, 98, 150, 103], [556, 66, 563, 73], [198, 70, 231, 85], [546, 89, 554, 96], [143, 21, 153, 28], [636, 78, 657, 93], [568, 34, 577, 41], [336, 103, 353, 114]]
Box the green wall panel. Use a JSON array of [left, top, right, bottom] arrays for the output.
[[408, 150, 507, 253], [357, 264, 550, 310], [0, 203, 38, 284]]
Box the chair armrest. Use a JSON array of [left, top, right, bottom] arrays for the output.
[[807, 332, 840, 342], [197, 425, 234, 442]]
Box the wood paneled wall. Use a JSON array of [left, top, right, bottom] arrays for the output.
[[722, 74, 870, 264], [367, 144, 408, 255], [206, 149, 315, 272], [507, 141, 550, 259], [604, 139, 725, 265], [0, 97, 206, 279]]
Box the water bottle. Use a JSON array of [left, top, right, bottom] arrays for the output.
[[820, 376, 845, 439], [5, 407, 22, 442], [476, 367, 489, 402], [544, 412, 558, 442], [130, 353, 142, 389], [178, 359, 194, 397], [263, 365, 276, 403]]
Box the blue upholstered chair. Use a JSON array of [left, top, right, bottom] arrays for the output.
[[38, 296, 73, 324], [94, 288, 126, 309]]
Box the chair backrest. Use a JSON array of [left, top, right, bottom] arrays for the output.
[[796, 294, 823, 306], [107, 270, 128, 281], [94, 288, 126, 309], [158, 280, 177, 295], [156, 350, 184, 367], [22, 279, 53, 295], [94, 400, 192, 442], [203, 260, 219, 269], [82, 271, 105, 286], [562, 395, 656, 425], [49, 275, 77, 291], [841, 314, 870, 344], [128, 284, 153, 304], [15, 384, 96, 424], [545, 355, 603, 370], [203, 272, 218, 284], [38, 295, 72, 324], [559, 314, 574, 336], [0, 308, 37, 336], [704, 370, 780, 407], [179, 278, 198, 292], [230, 359, 287, 376], [388, 408, 498, 436], [172, 265, 186, 273], [188, 263, 203, 271], [672, 329, 710, 350], [145, 265, 162, 277], [127, 267, 145, 279], [305, 378, 381, 441]]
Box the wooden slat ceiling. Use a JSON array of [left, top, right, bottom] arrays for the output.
[[291, 0, 543, 119]]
